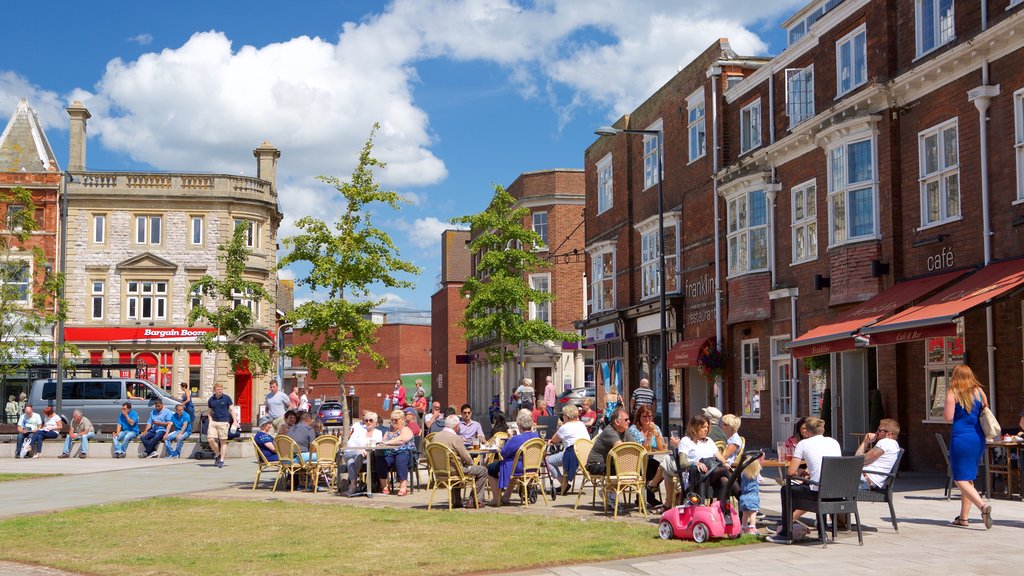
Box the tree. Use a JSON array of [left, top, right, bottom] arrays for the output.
[[187, 223, 274, 378], [0, 186, 74, 379], [279, 124, 420, 438], [452, 184, 578, 410]]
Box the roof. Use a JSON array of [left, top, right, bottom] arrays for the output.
[[0, 99, 58, 173]]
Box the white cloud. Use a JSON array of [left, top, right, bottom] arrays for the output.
[[396, 216, 465, 250], [127, 33, 153, 45], [0, 72, 66, 131], [277, 268, 295, 281], [370, 292, 412, 308]]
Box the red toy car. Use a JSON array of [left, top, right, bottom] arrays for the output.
[[658, 492, 742, 542]]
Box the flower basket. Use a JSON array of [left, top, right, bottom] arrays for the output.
[[696, 339, 726, 380]]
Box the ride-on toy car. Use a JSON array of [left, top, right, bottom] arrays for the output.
[[658, 450, 764, 542]]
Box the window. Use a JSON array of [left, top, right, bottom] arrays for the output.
[[93, 214, 105, 244], [234, 219, 260, 248], [787, 0, 845, 46], [532, 211, 548, 248], [126, 280, 167, 321], [836, 24, 867, 97], [727, 190, 768, 275], [589, 246, 615, 314], [740, 99, 762, 153], [0, 260, 31, 304], [528, 274, 551, 324], [687, 90, 706, 162], [232, 288, 258, 321], [791, 181, 818, 263], [642, 120, 663, 189], [827, 137, 877, 244], [637, 216, 679, 300], [189, 282, 203, 311], [741, 339, 761, 418], [5, 205, 24, 230], [597, 154, 613, 214], [91, 280, 104, 320], [925, 336, 964, 420], [916, 0, 955, 56], [786, 66, 814, 128], [1015, 89, 1024, 202], [190, 216, 204, 245], [919, 120, 960, 226], [135, 215, 162, 245]]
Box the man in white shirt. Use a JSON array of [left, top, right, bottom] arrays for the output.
[[264, 380, 290, 421], [15, 406, 42, 458], [856, 418, 901, 490], [768, 416, 841, 543], [298, 389, 310, 412]]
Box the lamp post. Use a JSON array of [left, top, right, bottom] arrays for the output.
[[595, 126, 670, 432], [55, 172, 71, 415]]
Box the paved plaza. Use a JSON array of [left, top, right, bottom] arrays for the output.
[[0, 457, 1021, 575]]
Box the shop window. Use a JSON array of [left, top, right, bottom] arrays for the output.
[[925, 336, 964, 421], [741, 339, 761, 418]]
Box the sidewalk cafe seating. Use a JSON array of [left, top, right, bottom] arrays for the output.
[[857, 448, 905, 532], [783, 455, 865, 547], [310, 435, 340, 493], [273, 434, 307, 492], [425, 443, 479, 511], [572, 438, 601, 510], [508, 437, 547, 507], [603, 442, 647, 518], [251, 436, 282, 490]]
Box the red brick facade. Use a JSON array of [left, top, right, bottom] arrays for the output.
[[431, 229, 472, 409]]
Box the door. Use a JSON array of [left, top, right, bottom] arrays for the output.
[[770, 337, 795, 447], [235, 367, 253, 425], [840, 349, 869, 452], [533, 366, 552, 404]]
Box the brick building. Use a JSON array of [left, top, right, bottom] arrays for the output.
[[465, 169, 590, 416], [431, 229, 471, 409]]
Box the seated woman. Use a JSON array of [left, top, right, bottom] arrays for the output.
[[254, 416, 278, 462], [487, 410, 539, 506], [545, 404, 589, 494], [343, 411, 383, 496], [785, 417, 810, 453], [628, 405, 666, 508], [721, 413, 744, 466], [374, 409, 415, 496], [579, 398, 598, 435], [277, 410, 298, 436], [679, 414, 734, 499], [490, 411, 510, 436]]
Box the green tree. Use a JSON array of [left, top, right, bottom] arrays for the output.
[[279, 124, 420, 438], [453, 184, 578, 409], [187, 223, 274, 377]]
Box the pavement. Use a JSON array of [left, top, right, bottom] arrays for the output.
[[0, 458, 1022, 575]]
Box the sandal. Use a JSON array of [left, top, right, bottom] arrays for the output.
[[950, 516, 969, 527], [396, 488, 409, 497], [982, 506, 992, 530], [381, 487, 391, 495]]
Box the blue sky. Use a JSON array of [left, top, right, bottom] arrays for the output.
[[0, 0, 800, 311]]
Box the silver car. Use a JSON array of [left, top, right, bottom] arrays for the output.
[[28, 378, 182, 426]]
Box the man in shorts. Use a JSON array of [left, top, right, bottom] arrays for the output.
[[207, 384, 233, 468]]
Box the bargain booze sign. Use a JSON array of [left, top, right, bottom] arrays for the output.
[[64, 327, 218, 343]]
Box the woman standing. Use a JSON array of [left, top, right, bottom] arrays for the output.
[[944, 364, 992, 529], [179, 383, 195, 426], [5, 395, 18, 424]]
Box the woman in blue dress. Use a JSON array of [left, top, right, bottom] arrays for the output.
[[943, 364, 991, 529]]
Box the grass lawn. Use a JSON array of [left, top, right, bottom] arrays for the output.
[[0, 497, 757, 575], [0, 473, 60, 482]]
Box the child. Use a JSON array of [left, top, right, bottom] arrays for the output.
[[739, 458, 762, 535]]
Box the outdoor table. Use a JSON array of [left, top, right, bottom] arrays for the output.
[[337, 443, 393, 498], [468, 446, 499, 465], [761, 458, 789, 482], [983, 439, 1024, 501]]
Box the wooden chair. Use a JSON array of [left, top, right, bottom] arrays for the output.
[[784, 455, 865, 546], [857, 448, 905, 532], [272, 435, 306, 492], [251, 436, 281, 490], [604, 442, 647, 518], [508, 438, 548, 507], [309, 435, 340, 493], [425, 443, 480, 510], [572, 439, 604, 510]]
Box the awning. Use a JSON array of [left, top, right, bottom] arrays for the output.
[[788, 269, 969, 359], [862, 256, 1024, 345], [667, 338, 712, 369]]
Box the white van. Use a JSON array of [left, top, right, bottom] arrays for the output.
[[28, 378, 182, 427]]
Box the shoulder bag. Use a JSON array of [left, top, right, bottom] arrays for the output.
[[979, 403, 1001, 440]]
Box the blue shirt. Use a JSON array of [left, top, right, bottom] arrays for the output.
[[118, 410, 140, 434], [148, 407, 174, 426], [208, 394, 233, 422], [254, 430, 278, 462], [170, 412, 192, 435]]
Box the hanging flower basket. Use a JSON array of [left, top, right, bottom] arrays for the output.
[[696, 339, 726, 380], [803, 354, 829, 373]]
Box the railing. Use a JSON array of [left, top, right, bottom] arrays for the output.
[[71, 172, 273, 197]]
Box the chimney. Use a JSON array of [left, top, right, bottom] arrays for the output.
[[253, 141, 280, 192], [66, 101, 91, 172]]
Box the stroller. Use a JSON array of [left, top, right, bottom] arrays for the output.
[[193, 414, 241, 460], [658, 449, 764, 542]]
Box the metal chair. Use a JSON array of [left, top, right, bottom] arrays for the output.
[[603, 442, 647, 518], [309, 435, 340, 493], [785, 455, 865, 547], [857, 448, 905, 532], [935, 432, 955, 500], [508, 438, 548, 507], [251, 436, 281, 490], [425, 443, 479, 510]]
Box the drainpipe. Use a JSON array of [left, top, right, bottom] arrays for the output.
[[768, 70, 776, 145], [708, 65, 723, 362], [766, 175, 780, 289], [981, 0, 988, 32], [969, 61, 998, 408], [790, 292, 799, 416]]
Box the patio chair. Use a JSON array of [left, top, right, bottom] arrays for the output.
[[309, 435, 340, 493], [784, 455, 865, 547], [508, 437, 548, 507], [572, 438, 603, 510], [604, 442, 647, 518], [272, 435, 306, 492], [425, 442, 479, 510], [251, 436, 281, 490], [857, 448, 905, 532], [935, 433, 954, 500]]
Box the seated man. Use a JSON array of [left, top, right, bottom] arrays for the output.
[[767, 416, 841, 543], [432, 414, 489, 508], [286, 411, 317, 463], [343, 411, 382, 496], [457, 404, 485, 447], [253, 416, 278, 462], [15, 405, 42, 458], [60, 410, 95, 459], [113, 402, 141, 458], [28, 406, 63, 458], [586, 407, 630, 476], [429, 406, 454, 434], [164, 403, 193, 459], [856, 418, 901, 490], [139, 399, 174, 458]]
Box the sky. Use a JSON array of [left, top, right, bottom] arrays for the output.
[[0, 0, 802, 312]]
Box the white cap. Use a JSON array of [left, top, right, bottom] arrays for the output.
[[702, 406, 722, 420]]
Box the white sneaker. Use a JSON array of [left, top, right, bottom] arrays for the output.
[[148, 452, 159, 459], [32, 453, 41, 459]]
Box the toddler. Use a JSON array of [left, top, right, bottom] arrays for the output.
[[738, 458, 762, 534]]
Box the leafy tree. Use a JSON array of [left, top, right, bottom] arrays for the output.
[[279, 124, 420, 437], [188, 223, 274, 377], [452, 184, 578, 409]]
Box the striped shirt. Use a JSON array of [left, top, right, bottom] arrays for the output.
[[632, 386, 655, 408]]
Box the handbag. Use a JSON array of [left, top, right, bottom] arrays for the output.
[[979, 404, 1001, 440]]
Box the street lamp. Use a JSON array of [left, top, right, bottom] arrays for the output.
[[595, 126, 670, 432]]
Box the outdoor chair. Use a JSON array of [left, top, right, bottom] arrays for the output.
[[603, 442, 647, 518], [935, 433, 955, 500], [572, 439, 604, 511], [857, 448, 905, 532], [425, 442, 479, 510], [309, 435, 340, 493], [272, 435, 307, 492], [784, 455, 865, 547], [507, 437, 548, 507], [251, 436, 281, 490]]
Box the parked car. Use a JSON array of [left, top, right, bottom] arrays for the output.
[[555, 386, 596, 416], [316, 400, 345, 426], [28, 378, 182, 427]]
